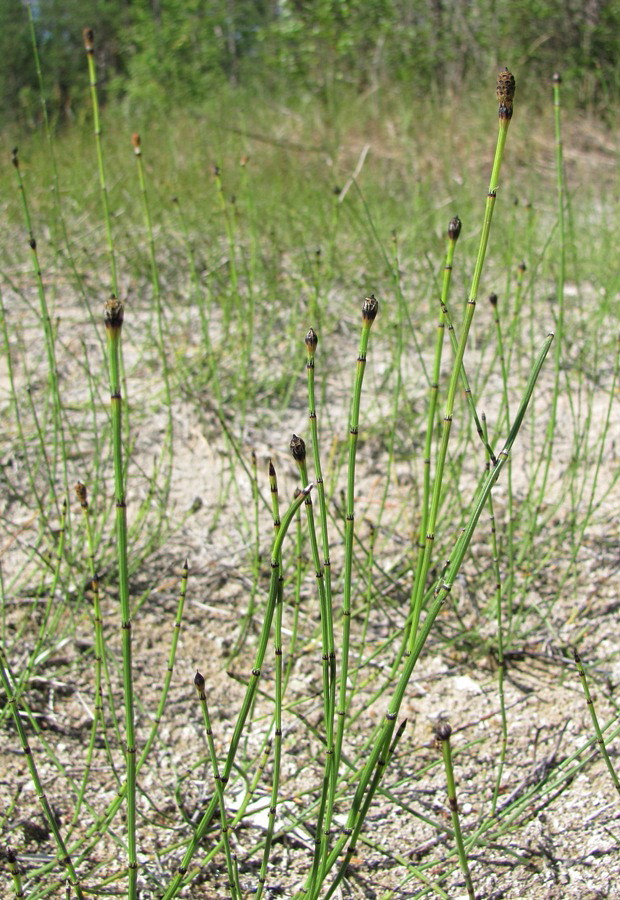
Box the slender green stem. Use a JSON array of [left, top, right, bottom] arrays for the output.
[[533, 72, 566, 510], [403, 217, 460, 658], [435, 722, 475, 899], [11, 147, 67, 505], [104, 296, 137, 897], [0, 647, 85, 898], [194, 671, 241, 899], [130, 133, 174, 530], [84, 28, 118, 298], [289, 432, 336, 896], [161, 482, 312, 900], [321, 720, 407, 900], [255, 461, 285, 898], [573, 649, 620, 797], [316, 332, 553, 893], [6, 847, 24, 899], [334, 295, 379, 779], [408, 71, 515, 651], [481, 418, 508, 817]]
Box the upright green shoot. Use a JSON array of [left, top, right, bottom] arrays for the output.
[[84, 28, 119, 298], [104, 295, 137, 898], [408, 69, 516, 652]]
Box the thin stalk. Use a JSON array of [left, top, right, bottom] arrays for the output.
[[161, 482, 312, 900], [573, 649, 620, 797], [482, 418, 508, 817], [488, 291, 516, 639], [11, 147, 67, 505], [255, 462, 285, 898], [334, 294, 379, 782], [304, 328, 336, 685], [104, 295, 137, 897], [402, 217, 460, 660], [72, 483, 122, 801], [321, 720, 407, 900], [283, 497, 304, 694], [83, 28, 118, 297], [0, 647, 85, 898], [194, 671, 241, 899], [130, 133, 174, 528], [6, 847, 24, 899], [27, 5, 104, 352], [434, 722, 475, 899], [230, 451, 261, 660], [532, 72, 566, 508], [314, 332, 553, 892], [408, 70, 516, 650], [289, 431, 335, 896]]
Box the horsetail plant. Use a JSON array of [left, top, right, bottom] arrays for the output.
[[104, 294, 137, 897], [402, 216, 460, 661], [305, 331, 554, 898], [11, 147, 68, 511], [434, 720, 475, 900], [254, 461, 285, 898], [84, 28, 119, 298], [408, 68, 516, 653], [130, 132, 174, 530], [290, 430, 336, 895], [73, 481, 123, 775], [573, 649, 620, 798], [161, 481, 312, 900], [335, 293, 379, 771], [193, 670, 241, 898], [0, 640, 85, 899], [479, 415, 509, 817]]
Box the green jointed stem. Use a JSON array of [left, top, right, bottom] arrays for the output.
[[533, 73, 566, 508], [322, 720, 407, 900], [84, 29, 118, 298], [435, 722, 475, 900], [0, 647, 85, 898], [481, 417, 508, 817], [318, 332, 553, 893], [130, 133, 174, 522], [335, 295, 379, 776], [161, 483, 312, 900], [6, 847, 23, 898], [408, 70, 515, 652], [72, 483, 122, 805], [255, 462, 285, 898], [305, 328, 336, 679], [289, 433, 335, 896], [11, 147, 67, 502], [194, 671, 241, 899], [573, 650, 620, 797], [28, 6, 104, 357], [403, 218, 460, 658], [104, 296, 137, 898]]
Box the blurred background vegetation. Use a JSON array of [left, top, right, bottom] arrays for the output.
[[2, 0, 620, 130]]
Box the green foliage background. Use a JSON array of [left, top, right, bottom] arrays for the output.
[[3, 0, 620, 127]]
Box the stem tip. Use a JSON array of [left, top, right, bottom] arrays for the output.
[[434, 720, 452, 742], [290, 434, 306, 463], [497, 68, 516, 119], [362, 294, 379, 322], [448, 216, 462, 241], [83, 28, 94, 52]]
